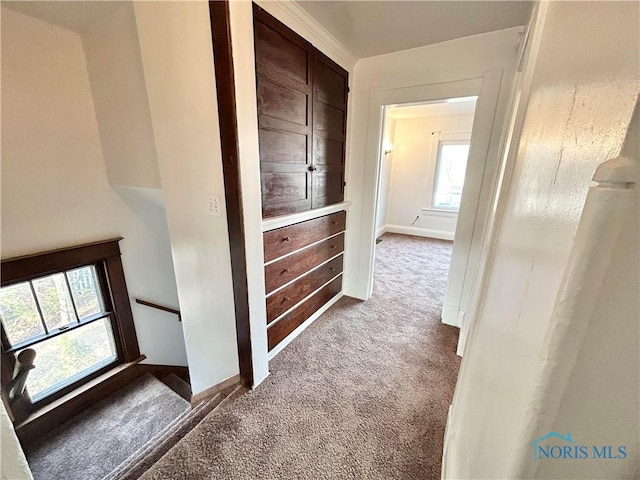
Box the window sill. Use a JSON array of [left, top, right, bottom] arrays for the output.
[[15, 355, 145, 444], [421, 208, 459, 218]]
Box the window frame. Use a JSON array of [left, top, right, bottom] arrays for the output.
[[0, 238, 139, 414], [426, 131, 472, 213]]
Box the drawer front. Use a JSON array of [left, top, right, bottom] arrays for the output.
[[266, 255, 343, 324], [263, 211, 346, 262], [264, 233, 344, 294], [268, 275, 342, 351]]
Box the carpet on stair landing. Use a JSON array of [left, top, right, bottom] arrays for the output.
[[26, 373, 190, 480], [141, 233, 462, 480]]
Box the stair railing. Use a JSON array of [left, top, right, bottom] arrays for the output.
[[135, 299, 181, 322]]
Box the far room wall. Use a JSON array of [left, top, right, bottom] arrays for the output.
[[379, 113, 474, 240]]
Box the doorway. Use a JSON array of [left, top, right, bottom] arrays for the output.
[[361, 73, 505, 354], [374, 97, 478, 333]]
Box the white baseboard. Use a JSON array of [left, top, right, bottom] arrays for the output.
[[268, 290, 344, 360], [385, 224, 455, 241], [376, 224, 388, 238], [441, 303, 461, 327]]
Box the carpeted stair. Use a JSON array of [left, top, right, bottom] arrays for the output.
[[106, 385, 244, 480], [25, 372, 241, 480]]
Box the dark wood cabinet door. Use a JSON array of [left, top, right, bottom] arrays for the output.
[[312, 51, 347, 209], [254, 6, 312, 218], [254, 6, 348, 218]]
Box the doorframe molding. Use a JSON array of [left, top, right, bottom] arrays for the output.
[[358, 72, 505, 334]]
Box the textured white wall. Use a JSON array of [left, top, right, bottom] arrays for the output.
[[1, 7, 187, 367], [82, 3, 161, 189], [133, 1, 240, 394], [446, 2, 640, 478]]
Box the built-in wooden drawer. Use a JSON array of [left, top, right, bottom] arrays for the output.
[[267, 275, 342, 351], [263, 211, 346, 263], [266, 255, 342, 324], [264, 233, 344, 294]]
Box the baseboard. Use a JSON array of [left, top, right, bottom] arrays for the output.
[[385, 224, 455, 241], [190, 374, 241, 407], [268, 292, 344, 360], [376, 224, 388, 238], [441, 303, 461, 327]]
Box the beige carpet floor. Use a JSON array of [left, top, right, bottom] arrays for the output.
[[142, 233, 461, 480]]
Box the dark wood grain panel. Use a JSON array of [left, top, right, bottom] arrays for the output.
[[259, 129, 307, 164], [263, 211, 346, 262], [312, 172, 344, 207], [314, 56, 347, 108], [257, 78, 308, 127], [267, 255, 342, 323], [314, 101, 345, 136], [264, 233, 344, 294], [315, 137, 344, 165], [254, 20, 308, 87], [254, 7, 348, 219], [267, 276, 342, 351], [261, 172, 308, 203]]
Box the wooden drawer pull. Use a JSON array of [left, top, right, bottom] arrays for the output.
[[330, 267, 336, 272], [282, 268, 290, 274], [282, 296, 290, 303], [282, 236, 291, 242], [331, 244, 336, 249]]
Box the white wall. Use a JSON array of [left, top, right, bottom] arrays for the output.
[[82, 2, 161, 189], [1, 8, 187, 367], [532, 104, 639, 480], [446, 2, 640, 478], [383, 114, 474, 240], [133, 1, 239, 394], [375, 118, 395, 236], [345, 27, 522, 301]]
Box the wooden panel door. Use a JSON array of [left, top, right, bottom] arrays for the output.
[[312, 51, 347, 209], [254, 5, 312, 218]]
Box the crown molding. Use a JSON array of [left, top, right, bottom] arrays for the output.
[[254, 0, 357, 72]]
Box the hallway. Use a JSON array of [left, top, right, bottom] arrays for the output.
[[142, 234, 461, 479]]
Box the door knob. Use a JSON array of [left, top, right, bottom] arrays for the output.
[[308, 165, 317, 172]]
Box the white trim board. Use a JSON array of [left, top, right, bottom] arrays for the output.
[[385, 224, 455, 241], [268, 290, 344, 360]]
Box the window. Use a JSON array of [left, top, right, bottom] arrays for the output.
[[432, 140, 470, 211], [1, 239, 139, 412]]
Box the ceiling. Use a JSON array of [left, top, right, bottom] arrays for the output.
[[386, 98, 477, 120], [297, 1, 533, 58], [3, 1, 125, 33]]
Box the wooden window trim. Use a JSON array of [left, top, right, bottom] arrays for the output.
[[1, 238, 140, 416]]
